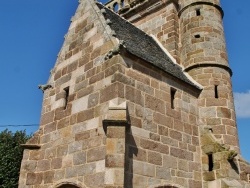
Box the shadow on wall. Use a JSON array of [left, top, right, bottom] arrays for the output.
[[124, 125, 138, 188], [57, 183, 81, 188]]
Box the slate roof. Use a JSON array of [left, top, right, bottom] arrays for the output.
[[97, 3, 201, 90]]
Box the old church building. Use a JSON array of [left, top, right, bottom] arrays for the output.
[[19, 0, 250, 187]]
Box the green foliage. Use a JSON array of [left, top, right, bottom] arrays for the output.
[[0, 129, 31, 188]]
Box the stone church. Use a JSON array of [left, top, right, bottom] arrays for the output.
[[19, 0, 250, 187]]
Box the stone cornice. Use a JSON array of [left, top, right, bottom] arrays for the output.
[[184, 63, 233, 76], [105, 0, 178, 22], [178, 1, 224, 18], [122, 0, 178, 22]]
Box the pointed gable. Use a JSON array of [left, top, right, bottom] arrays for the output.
[[50, 0, 118, 85]]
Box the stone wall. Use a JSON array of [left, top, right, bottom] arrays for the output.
[[19, 0, 202, 186], [19, 0, 119, 187], [19, 0, 250, 187], [119, 52, 202, 187], [135, 4, 178, 63], [122, 1, 180, 63]]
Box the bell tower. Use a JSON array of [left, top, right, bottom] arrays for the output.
[[179, 1, 242, 186], [178, 0, 239, 151]]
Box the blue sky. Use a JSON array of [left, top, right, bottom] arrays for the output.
[[0, 1, 249, 161]]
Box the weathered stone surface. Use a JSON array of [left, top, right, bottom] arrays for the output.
[[85, 172, 105, 188], [51, 158, 62, 169], [145, 94, 165, 114], [40, 111, 54, 125], [154, 112, 173, 128], [106, 154, 124, 167], [107, 126, 126, 138], [156, 167, 171, 180], [128, 147, 147, 162], [44, 122, 56, 134], [69, 141, 82, 153], [88, 92, 100, 108], [75, 131, 90, 141], [140, 138, 169, 154], [163, 155, 178, 169], [26, 173, 43, 185], [57, 145, 68, 157], [22, 160, 37, 172], [73, 151, 86, 165], [170, 147, 193, 161], [77, 108, 94, 123], [100, 83, 124, 103], [148, 151, 162, 166], [125, 85, 144, 106], [87, 147, 106, 163], [19, 0, 247, 188], [44, 171, 54, 184], [133, 161, 155, 177], [76, 163, 96, 176], [37, 160, 50, 171], [65, 167, 78, 178]]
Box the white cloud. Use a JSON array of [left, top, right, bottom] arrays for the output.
[[234, 91, 250, 118]]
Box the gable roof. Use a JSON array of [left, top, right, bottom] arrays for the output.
[[96, 3, 201, 90]]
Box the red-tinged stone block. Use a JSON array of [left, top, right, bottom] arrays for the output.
[[77, 108, 94, 123], [170, 147, 193, 161], [26, 173, 43, 185]]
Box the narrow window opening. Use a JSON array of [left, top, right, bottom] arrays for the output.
[[121, 0, 124, 8], [113, 3, 119, 12], [196, 9, 201, 16], [215, 85, 219, 98], [208, 153, 214, 171], [194, 34, 201, 38], [64, 87, 70, 109], [171, 88, 177, 109]]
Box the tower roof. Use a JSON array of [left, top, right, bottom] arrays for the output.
[[97, 3, 201, 90]]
